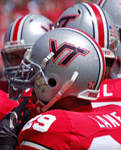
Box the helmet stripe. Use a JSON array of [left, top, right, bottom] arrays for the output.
[[18, 15, 30, 40], [79, 29, 105, 90], [64, 27, 105, 90], [12, 17, 24, 41], [96, 4, 109, 49], [84, 3, 108, 49], [11, 15, 30, 42], [98, 0, 106, 7]]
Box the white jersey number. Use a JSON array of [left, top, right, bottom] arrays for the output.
[[22, 114, 56, 132]]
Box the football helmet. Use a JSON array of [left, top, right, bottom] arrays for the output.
[[95, 0, 121, 30], [93, 0, 121, 78], [56, 2, 120, 60], [9, 28, 105, 111], [1, 14, 54, 80]]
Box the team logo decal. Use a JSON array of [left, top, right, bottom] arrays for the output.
[[41, 23, 54, 32], [49, 39, 90, 66], [56, 14, 79, 27]]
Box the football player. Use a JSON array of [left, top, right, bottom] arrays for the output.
[[1, 14, 54, 93], [0, 14, 54, 119], [92, 0, 121, 78], [0, 27, 106, 150], [8, 27, 105, 111], [55, 1, 121, 108], [91, 0, 121, 107]]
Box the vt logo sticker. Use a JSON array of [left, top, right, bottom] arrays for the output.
[[56, 15, 79, 27], [49, 39, 90, 66]]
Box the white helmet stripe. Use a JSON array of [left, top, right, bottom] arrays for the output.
[[83, 3, 108, 49]]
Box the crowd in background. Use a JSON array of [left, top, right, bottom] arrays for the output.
[[0, 0, 91, 49]]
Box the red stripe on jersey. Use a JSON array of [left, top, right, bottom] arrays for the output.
[[88, 3, 105, 48], [12, 17, 23, 41]]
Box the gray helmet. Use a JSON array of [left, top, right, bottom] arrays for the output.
[[95, 0, 121, 30], [56, 2, 120, 60], [9, 28, 105, 111], [1, 14, 54, 79], [93, 0, 121, 78]]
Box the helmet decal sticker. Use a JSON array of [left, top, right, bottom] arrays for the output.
[[57, 14, 79, 28], [41, 23, 55, 32], [49, 39, 90, 66]]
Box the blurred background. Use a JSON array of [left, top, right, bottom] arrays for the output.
[[0, 0, 92, 49]]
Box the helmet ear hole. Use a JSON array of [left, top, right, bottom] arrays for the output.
[[48, 78, 57, 87]]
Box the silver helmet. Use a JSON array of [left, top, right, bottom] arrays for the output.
[[95, 0, 121, 30], [93, 0, 121, 78], [9, 28, 105, 111], [1, 14, 54, 79], [56, 2, 120, 60]]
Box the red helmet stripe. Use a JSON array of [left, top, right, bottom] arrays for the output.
[[98, 0, 105, 6], [88, 3, 105, 48], [12, 17, 24, 41]]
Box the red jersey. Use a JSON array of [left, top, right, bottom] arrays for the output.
[[92, 78, 121, 108], [18, 104, 121, 150], [0, 90, 18, 120], [0, 88, 37, 120]]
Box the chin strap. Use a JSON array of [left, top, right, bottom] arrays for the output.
[[41, 71, 79, 112]]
